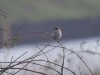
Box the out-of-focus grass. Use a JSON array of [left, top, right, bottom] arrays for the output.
[[0, 0, 100, 22], [94, 70, 100, 75]]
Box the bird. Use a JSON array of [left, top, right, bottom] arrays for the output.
[[52, 26, 62, 42]]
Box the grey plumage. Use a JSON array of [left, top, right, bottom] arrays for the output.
[[52, 26, 62, 42]]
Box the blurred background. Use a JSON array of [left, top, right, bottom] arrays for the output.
[[0, 0, 100, 75], [0, 0, 100, 45]]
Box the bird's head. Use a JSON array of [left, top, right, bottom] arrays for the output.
[[54, 26, 60, 30]]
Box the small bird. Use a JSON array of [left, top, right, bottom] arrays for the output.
[[52, 26, 62, 42]]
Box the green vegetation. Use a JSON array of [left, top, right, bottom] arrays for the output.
[[0, 0, 100, 22]]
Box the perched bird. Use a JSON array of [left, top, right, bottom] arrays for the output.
[[52, 26, 62, 42]]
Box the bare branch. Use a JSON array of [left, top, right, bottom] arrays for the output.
[[0, 67, 46, 75]]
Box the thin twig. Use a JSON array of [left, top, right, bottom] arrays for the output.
[[35, 46, 49, 61], [38, 43, 93, 75], [0, 59, 76, 75], [0, 52, 27, 74], [66, 48, 93, 75], [76, 64, 81, 75], [33, 62, 61, 74], [0, 67, 46, 75], [12, 59, 33, 75], [0, 8, 9, 17], [13, 24, 25, 37], [58, 41, 65, 75]]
